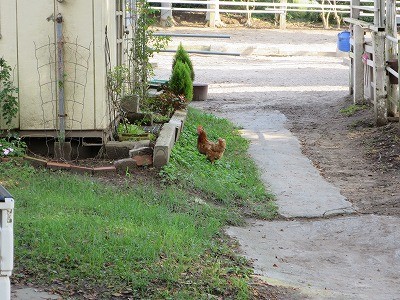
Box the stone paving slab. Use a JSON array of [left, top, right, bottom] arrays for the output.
[[12, 287, 60, 300]]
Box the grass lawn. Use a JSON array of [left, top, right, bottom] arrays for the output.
[[1, 108, 276, 299]]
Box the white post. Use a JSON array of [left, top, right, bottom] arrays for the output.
[[208, 0, 216, 27], [207, 0, 224, 28], [353, 25, 364, 104], [349, 0, 360, 96], [372, 31, 388, 126], [280, 0, 287, 30], [160, 2, 174, 27], [0, 188, 14, 300]]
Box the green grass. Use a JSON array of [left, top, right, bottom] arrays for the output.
[[161, 108, 276, 219], [1, 162, 250, 299], [0, 108, 276, 299]]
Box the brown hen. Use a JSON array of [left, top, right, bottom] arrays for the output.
[[197, 125, 226, 163]]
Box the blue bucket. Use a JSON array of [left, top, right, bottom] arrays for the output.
[[337, 31, 350, 52]]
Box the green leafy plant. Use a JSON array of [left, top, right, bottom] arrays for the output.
[[0, 58, 19, 126], [169, 60, 193, 101], [106, 65, 130, 135], [107, 2, 169, 136], [143, 85, 188, 118], [152, 113, 171, 124], [107, 66, 129, 99], [117, 123, 145, 135], [172, 43, 195, 81], [0, 136, 26, 157], [126, 0, 169, 106]]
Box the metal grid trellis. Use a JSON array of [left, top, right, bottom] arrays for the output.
[[34, 36, 92, 158]]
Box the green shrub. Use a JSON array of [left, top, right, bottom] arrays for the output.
[[172, 43, 195, 81], [169, 60, 193, 101]]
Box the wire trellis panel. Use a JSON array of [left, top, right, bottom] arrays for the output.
[[34, 37, 92, 137]]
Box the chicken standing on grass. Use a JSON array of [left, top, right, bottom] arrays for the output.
[[197, 125, 226, 163]]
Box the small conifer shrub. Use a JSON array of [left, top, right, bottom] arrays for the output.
[[169, 60, 193, 101], [172, 43, 195, 81]]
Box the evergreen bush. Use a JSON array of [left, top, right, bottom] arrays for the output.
[[172, 43, 195, 81], [169, 60, 193, 101]]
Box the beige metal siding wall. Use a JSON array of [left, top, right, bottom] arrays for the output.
[[93, 0, 107, 130], [17, 0, 56, 130], [1, 0, 118, 134], [94, 0, 115, 130], [58, 0, 116, 131], [57, 1, 96, 131], [0, 0, 19, 129]]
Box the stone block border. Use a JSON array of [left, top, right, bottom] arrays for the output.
[[153, 109, 187, 167]]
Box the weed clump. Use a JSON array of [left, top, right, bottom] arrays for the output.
[[340, 104, 368, 116]]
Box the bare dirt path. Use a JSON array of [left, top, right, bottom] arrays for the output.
[[153, 27, 400, 299]]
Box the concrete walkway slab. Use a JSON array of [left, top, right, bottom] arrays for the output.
[[217, 108, 354, 218], [227, 215, 400, 300]]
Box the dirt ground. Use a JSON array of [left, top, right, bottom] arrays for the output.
[[279, 97, 400, 216]]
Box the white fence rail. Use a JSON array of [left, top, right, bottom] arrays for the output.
[[148, 0, 400, 28]]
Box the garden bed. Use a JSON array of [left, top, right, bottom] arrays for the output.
[[20, 109, 188, 174]]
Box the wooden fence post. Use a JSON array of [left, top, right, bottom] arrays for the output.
[[353, 25, 364, 104], [372, 31, 388, 126], [397, 3, 400, 117], [385, 0, 398, 116]]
